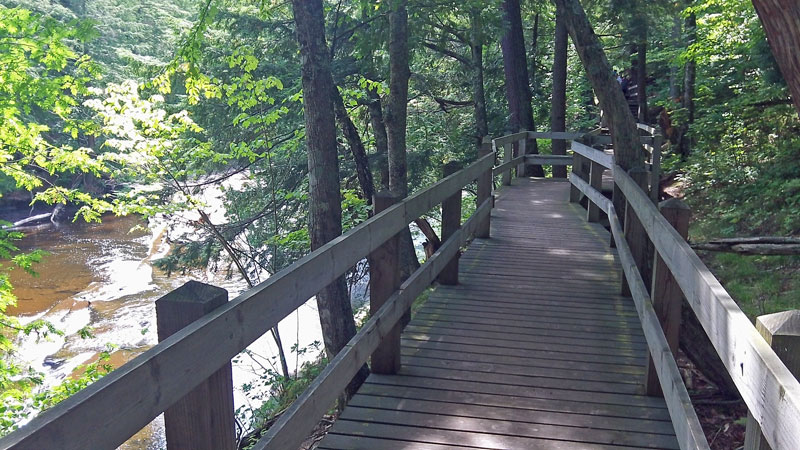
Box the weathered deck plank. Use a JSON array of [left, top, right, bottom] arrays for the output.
[[317, 179, 679, 449]]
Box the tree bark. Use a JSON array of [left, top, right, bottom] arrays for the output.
[[291, 0, 366, 395], [555, 0, 645, 235], [554, 0, 644, 171], [681, 305, 741, 398], [669, 16, 681, 100], [385, 0, 420, 281], [636, 27, 648, 123], [386, 1, 410, 198], [677, 11, 696, 158], [500, 0, 543, 176], [366, 89, 390, 190], [333, 89, 375, 204], [752, 0, 800, 118], [551, 9, 569, 179], [693, 237, 800, 255], [470, 10, 489, 153]]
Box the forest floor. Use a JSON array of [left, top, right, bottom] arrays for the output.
[[678, 351, 747, 450], [670, 173, 795, 450]]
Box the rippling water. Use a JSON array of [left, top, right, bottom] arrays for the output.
[[7, 214, 325, 448]]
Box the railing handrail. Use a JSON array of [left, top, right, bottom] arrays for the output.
[[614, 167, 800, 450], [257, 197, 492, 449], [492, 129, 656, 147], [0, 153, 496, 450], [563, 119, 800, 449]]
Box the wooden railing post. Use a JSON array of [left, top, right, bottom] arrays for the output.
[[645, 198, 690, 396], [744, 310, 800, 450], [502, 142, 512, 186], [369, 191, 402, 374], [569, 149, 585, 203], [517, 130, 527, 178], [650, 134, 663, 203], [587, 161, 604, 222], [476, 136, 493, 239], [439, 162, 462, 285], [156, 281, 235, 450], [570, 137, 592, 204], [621, 167, 650, 297]]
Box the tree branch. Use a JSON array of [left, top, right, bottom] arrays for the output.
[[421, 41, 472, 66]]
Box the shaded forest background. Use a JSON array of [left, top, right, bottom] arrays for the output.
[[0, 0, 798, 445]]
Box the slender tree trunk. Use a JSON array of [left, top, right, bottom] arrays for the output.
[[636, 28, 648, 123], [471, 10, 489, 152], [678, 11, 696, 158], [195, 209, 291, 380], [551, 9, 569, 178], [333, 89, 375, 204], [385, 0, 420, 280], [501, 0, 543, 176], [752, 0, 800, 118], [386, 0, 410, 198], [669, 16, 681, 100], [367, 90, 390, 189], [291, 0, 366, 396], [530, 13, 540, 103]]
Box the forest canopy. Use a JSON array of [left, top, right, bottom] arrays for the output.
[[0, 0, 798, 443]]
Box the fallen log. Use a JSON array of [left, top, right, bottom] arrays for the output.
[[680, 303, 741, 399], [692, 237, 800, 255], [2, 213, 53, 230], [414, 218, 441, 259]]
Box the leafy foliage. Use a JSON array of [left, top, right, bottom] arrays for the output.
[[1, 0, 799, 441]]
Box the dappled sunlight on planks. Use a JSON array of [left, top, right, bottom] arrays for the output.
[[317, 179, 680, 449]]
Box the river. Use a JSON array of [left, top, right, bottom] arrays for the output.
[[6, 213, 326, 448]]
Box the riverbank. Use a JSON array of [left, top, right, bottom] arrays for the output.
[[4, 213, 326, 447]]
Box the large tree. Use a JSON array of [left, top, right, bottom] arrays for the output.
[[751, 0, 800, 118], [500, 0, 544, 176], [386, 0, 411, 198], [677, 9, 696, 158], [385, 0, 420, 279], [551, 8, 569, 179], [290, 0, 365, 392], [553, 0, 643, 171], [554, 0, 645, 237]]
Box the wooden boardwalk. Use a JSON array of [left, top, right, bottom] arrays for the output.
[[317, 178, 678, 449]]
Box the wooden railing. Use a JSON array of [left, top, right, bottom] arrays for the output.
[[0, 137, 520, 450], [565, 136, 800, 450]]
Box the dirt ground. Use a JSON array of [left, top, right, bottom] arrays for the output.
[[678, 351, 748, 449]]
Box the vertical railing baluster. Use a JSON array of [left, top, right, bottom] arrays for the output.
[[369, 191, 402, 374]]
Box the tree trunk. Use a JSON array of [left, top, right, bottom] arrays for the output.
[[636, 25, 648, 123], [386, 1, 410, 198], [530, 13, 540, 105], [291, 0, 366, 396], [500, 0, 543, 176], [471, 10, 489, 153], [681, 305, 740, 398], [669, 16, 681, 100], [555, 0, 645, 233], [551, 9, 569, 179], [752, 0, 800, 118], [554, 0, 644, 171], [677, 11, 696, 158], [385, 0, 420, 281], [367, 89, 390, 190], [333, 89, 375, 204]]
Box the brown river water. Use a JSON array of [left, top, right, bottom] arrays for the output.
[[6, 214, 324, 448]]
